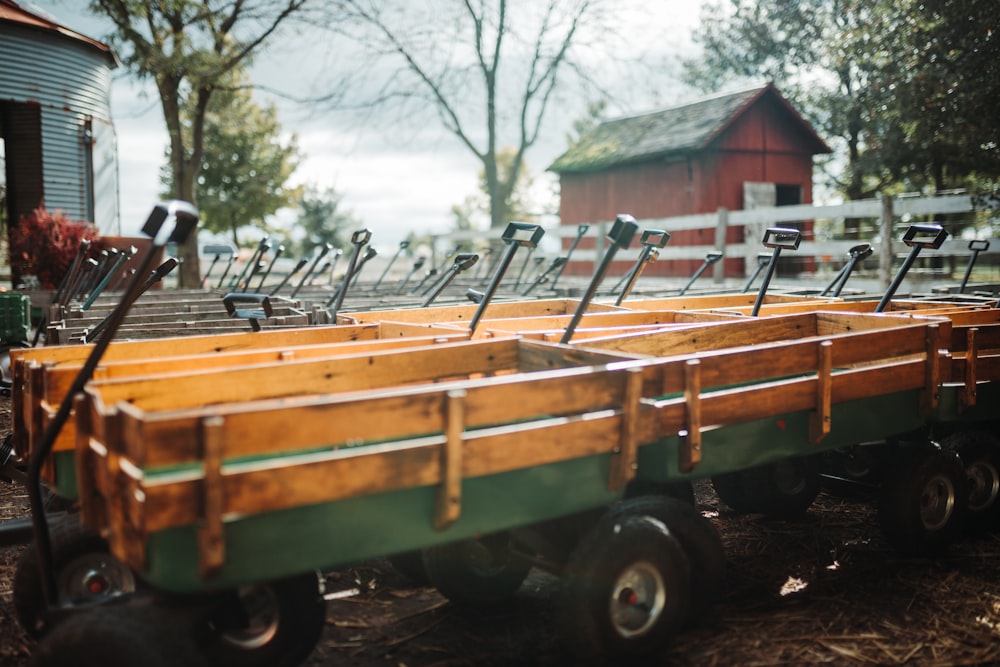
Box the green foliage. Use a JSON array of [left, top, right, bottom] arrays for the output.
[[293, 185, 357, 258], [684, 0, 1000, 202], [90, 0, 307, 285], [162, 69, 302, 247]]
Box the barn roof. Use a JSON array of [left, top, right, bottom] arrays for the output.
[[0, 0, 116, 66], [549, 83, 830, 174]]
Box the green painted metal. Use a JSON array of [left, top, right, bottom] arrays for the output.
[[637, 389, 927, 482], [50, 450, 78, 500], [141, 454, 620, 592]]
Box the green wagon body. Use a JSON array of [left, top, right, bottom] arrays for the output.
[[70, 310, 966, 592]]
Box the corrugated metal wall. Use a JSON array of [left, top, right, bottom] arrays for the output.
[[0, 23, 119, 233]]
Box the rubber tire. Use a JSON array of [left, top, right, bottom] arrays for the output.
[[13, 514, 138, 637], [712, 456, 821, 518], [625, 479, 696, 505], [740, 456, 822, 518], [711, 471, 756, 513], [557, 514, 692, 664], [204, 572, 326, 667], [387, 551, 430, 585], [878, 447, 969, 556], [942, 430, 1000, 532], [30, 601, 209, 667], [604, 495, 726, 619], [422, 533, 531, 608]]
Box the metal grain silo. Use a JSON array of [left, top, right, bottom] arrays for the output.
[[0, 0, 119, 233]]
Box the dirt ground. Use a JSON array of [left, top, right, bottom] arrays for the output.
[[1, 396, 1000, 666]]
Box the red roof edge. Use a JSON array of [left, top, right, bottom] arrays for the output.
[[701, 82, 832, 155]]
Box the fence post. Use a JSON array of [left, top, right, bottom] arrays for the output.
[[878, 195, 894, 289], [714, 207, 728, 284]]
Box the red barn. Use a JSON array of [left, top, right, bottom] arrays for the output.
[[548, 83, 831, 278]]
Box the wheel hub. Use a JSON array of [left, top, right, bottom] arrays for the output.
[[609, 560, 665, 639], [59, 554, 136, 603], [223, 585, 281, 650], [920, 474, 956, 531], [967, 460, 1000, 512]]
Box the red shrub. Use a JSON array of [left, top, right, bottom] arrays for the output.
[[9, 206, 104, 289]]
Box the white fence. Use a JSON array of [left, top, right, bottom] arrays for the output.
[[433, 194, 996, 286]]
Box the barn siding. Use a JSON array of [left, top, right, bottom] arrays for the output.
[[556, 91, 823, 278]]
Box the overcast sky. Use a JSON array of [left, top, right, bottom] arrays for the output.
[[23, 1, 709, 253]]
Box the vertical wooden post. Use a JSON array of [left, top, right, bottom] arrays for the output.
[[963, 328, 978, 409], [608, 368, 643, 492], [714, 207, 728, 284], [198, 415, 225, 578], [679, 360, 703, 473], [436, 389, 465, 530]]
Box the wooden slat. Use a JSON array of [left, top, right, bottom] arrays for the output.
[[963, 328, 978, 409], [112, 363, 643, 467], [9, 323, 385, 369], [436, 390, 465, 530], [90, 338, 523, 412], [608, 368, 643, 490], [198, 416, 226, 578], [923, 323, 942, 413], [139, 413, 623, 533], [810, 340, 833, 443], [679, 360, 702, 473]]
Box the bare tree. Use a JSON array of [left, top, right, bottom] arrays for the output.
[[325, 0, 608, 231], [92, 0, 308, 286]]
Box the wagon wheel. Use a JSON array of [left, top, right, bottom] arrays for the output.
[[422, 532, 531, 608], [711, 471, 756, 513], [820, 445, 886, 498], [203, 572, 326, 667], [13, 514, 138, 637], [941, 430, 1000, 532], [878, 446, 969, 555], [29, 600, 208, 667], [556, 513, 691, 663], [625, 479, 696, 505], [603, 495, 726, 621], [741, 456, 822, 518], [712, 456, 822, 518]]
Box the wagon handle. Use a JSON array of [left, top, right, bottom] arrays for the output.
[[223, 292, 275, 319], [551, 223, 590, 290], [267, 258, 308, 296], [328, 229, 373, 317], [468, 222, 545, 334], [28, 201, 198, 623], [959, 239, 990, 294], [521, 256, 566, 296], [290, 243, 332, 298], [350, 246, 379, 288], [750, 227, 802, 316], [396, 256, 426, 294], [876, 224, 949, 312], [677, 251, 724, 296], [821, 243, 873, 297], [560, 214, 638, 344], [422, 253, 479, 307], [81, 246, 137, 311], [374, 240, 410, 291], [232, 235, 270, 290], [614, 229, 669, 306]]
